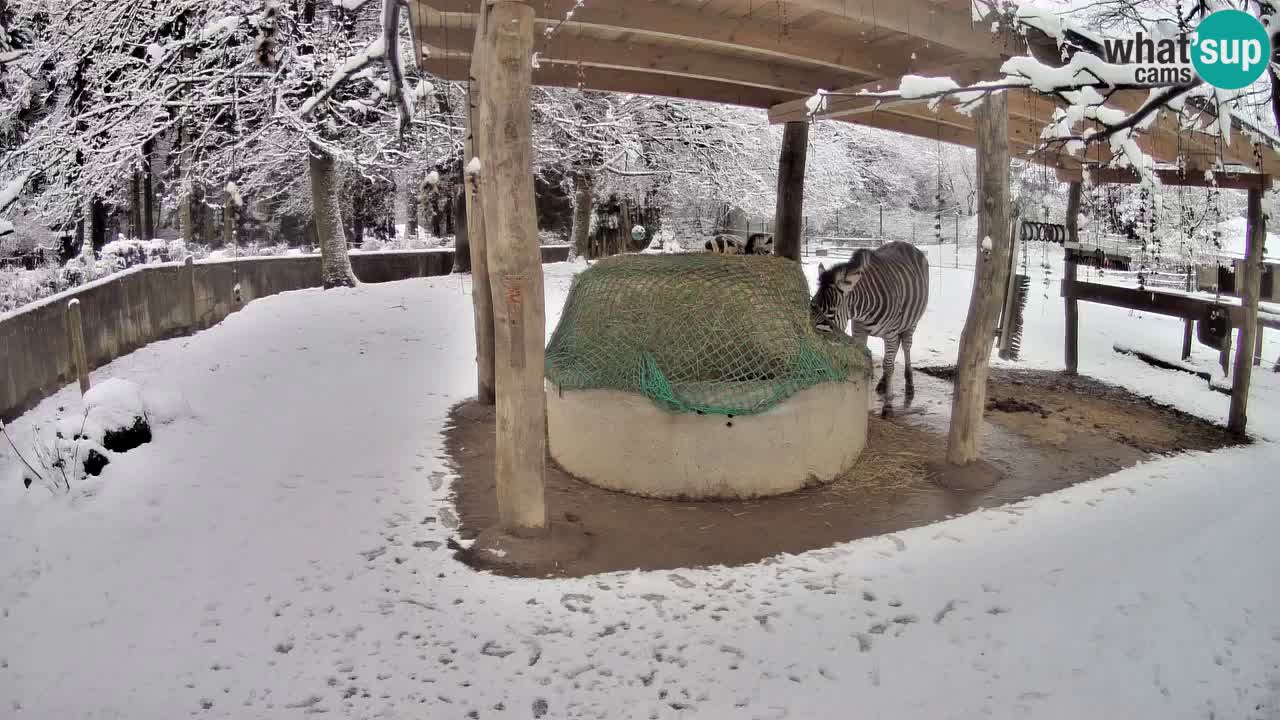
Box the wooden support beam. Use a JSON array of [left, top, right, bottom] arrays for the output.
[[417, 26, 869, 97], [1063, 181, 1081, 374], [420, 56, 803, 109], [766, 60, 1003, 123], [465, 1, 495, 405], [476, 0, 547, 532], [1228, 187, 1264, 435], [774, 121, 808, 261], [947, 91, 1010, 467], [1077, 166, 1272, 191], [782, 0, 1009, 58], [1062, 280, 1280, 336], [420, 0, 894, 76]]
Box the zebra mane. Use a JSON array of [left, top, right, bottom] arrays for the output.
[[817, 250, 871, 291]]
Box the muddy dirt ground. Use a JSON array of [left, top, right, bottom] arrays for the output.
[[443, 368, 1239, 578]]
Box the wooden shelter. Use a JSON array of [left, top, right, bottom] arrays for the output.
[[407, 0, 1278, 531]]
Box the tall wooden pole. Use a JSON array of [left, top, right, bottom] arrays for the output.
[[1228, 187, 1264, 435], [773, 121, 808, 261], [464, 0, 495, 405], [477, 0, 547, 533], [946, 92, 1011, 466], [1063, 181, 1082, 374]]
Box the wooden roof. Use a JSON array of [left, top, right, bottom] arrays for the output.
[[408, 0, 1280, 179]]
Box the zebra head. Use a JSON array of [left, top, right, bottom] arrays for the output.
[[810, 251, 870, 333]]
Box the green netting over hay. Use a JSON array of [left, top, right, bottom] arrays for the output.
[[545, 253, 872, 416]]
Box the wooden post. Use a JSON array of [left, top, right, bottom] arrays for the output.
[[182, 254, 198, 331], [464, 0, 495, 405], [1228, 187, 1264, 434], [1254, 327, 1264, 367], [1181, 320, 1194, 360], [477, 0, 547, 533], [1063, 181, 1082, 374], [773, 120, 808, 261], [946, 91, 1010, 466], [66, 299, 90, 395]]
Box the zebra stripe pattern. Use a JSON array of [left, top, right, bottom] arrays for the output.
[[704, 233, 774, 255], [810, 241, 930, 397]]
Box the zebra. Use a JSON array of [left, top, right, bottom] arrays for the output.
[[810, 241, 929, 397], [705, 232, 774, 255], [704, 234, 744, 254], [744, 232, 774, 255]]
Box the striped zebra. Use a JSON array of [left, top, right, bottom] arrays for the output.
[[810, 241, 929, 397], [704, 234, 745, 254], [704, 233, 774, 255]]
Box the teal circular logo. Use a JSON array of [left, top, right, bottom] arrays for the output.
[[1192, 10, 1271, 90]]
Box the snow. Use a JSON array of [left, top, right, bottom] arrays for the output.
[[80, 378, 146, 438], [199, 16, 242, 41], [897, 74, 961, 99], [1, 252, 1279, 717], [0, 218, 12, 236], [805, 89, 828, 115], [0, 173, 28, 212], [225, 181, 242, 207], [425, 169, 440, 186], [1215, 216, 1280, 261], [465, 157, 481, 176], [981, 235, 993, 251]]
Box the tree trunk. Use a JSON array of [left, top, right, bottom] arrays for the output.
[[89, 197, 107, 252], [406, 191, 418, 240], [477, 0, 546, 533], [308, 142, 358, 288], [179, 186, 195, 245], [454, 182, 472, 272], [417, 179, 431, 239], [394, 172, 411, 240], [141, 140, 155, 242], [773, 120, 809, 261], [946, 92, 1011, 466], [129, 170, 141, 240], [1063, 181, 1082, 373], [222, 191, 235, 248], [571, 171, 592, 257], [1228, 187, 1264, 435], [464, 3, 494, 403]]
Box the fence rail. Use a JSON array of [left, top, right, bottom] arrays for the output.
[[1, 246, 570, 423]]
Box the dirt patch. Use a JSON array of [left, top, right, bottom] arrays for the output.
[[443, 369, 1241, 578], [919, 366, 1239, 455]]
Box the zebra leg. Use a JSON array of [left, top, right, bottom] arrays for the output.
[[902, 331, 915, 398], [876, 336, 900, 397]]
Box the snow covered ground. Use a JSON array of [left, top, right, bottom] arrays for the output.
[[2, 246, 1279, 719]]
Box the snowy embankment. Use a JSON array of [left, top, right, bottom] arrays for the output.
[[1, 250, 1278, 719]]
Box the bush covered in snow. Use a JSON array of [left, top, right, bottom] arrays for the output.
[[5, 379, 190, 494]]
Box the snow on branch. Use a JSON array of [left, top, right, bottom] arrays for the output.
[[0, 173, 31, 216], [299, 37, 387, 118]]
